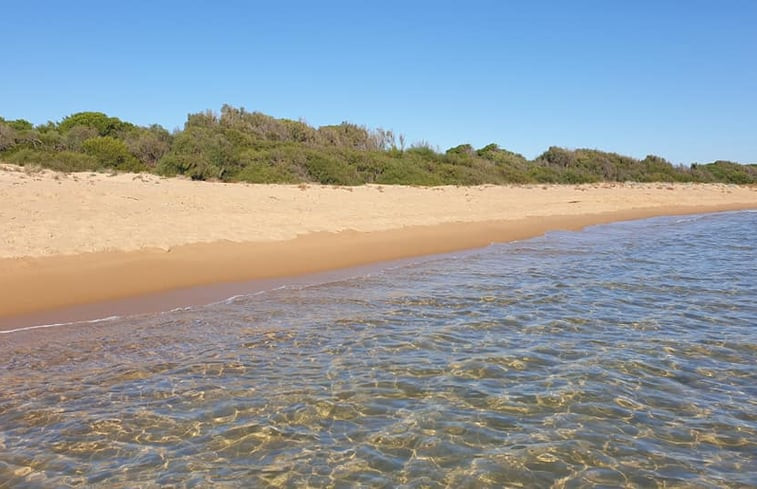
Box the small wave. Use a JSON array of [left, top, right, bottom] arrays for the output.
[[214, 286, 290, 305], [162, 285, 293, 314], [675, 209, 754, 224], [675, 216, 706, 224], [0, 315, 121, 335]]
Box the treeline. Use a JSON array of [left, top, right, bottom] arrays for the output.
[[1, 105, 755, 185]]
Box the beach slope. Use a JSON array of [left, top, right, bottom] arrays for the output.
[[1, 165, 755, 327]]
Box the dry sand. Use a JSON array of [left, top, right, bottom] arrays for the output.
[[1, 164, 755, 328]]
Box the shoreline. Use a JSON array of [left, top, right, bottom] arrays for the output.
[[1, 204, 754, 331]]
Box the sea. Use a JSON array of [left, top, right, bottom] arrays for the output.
[[1, 210, 755, 488]]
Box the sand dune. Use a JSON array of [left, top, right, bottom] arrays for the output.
[[1, 164, 755, 327]]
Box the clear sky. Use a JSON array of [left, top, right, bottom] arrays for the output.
[[2, 0, 755, 164]]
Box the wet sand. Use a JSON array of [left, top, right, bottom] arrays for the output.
[[1, 165, 755, 329]]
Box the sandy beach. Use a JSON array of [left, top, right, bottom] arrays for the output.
[[1, 164, 755, 328]]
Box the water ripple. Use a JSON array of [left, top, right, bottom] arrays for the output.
[[1, 211, 756, 487]]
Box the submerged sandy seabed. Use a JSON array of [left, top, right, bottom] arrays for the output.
[[1, 164, 755, 327]]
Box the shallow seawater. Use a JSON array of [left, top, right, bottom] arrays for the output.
[[1, 211, 755, 488]]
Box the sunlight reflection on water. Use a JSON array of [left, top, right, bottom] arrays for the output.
[[1, 211, 755, 487]]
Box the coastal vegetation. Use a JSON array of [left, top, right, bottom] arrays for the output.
[[1, 106, 755, 185]]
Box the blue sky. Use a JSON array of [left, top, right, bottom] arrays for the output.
[[2, 0, 755, 164]]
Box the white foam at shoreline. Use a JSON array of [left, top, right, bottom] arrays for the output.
[[0, 316, 121, 334]]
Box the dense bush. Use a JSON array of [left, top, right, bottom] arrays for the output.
[[58, 112, 133, 137], [6, 149, 99, 172], [81, 136, 145, 172], [0, 107, 754, 185], [691, 161, 757, 184]]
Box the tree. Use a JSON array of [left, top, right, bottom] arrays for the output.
[[58, 112, 132, 136]]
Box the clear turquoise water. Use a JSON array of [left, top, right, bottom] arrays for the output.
[[1, 211, 755, 488]]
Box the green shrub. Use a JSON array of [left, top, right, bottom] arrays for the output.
[[122, 125, 171, 167], [375, 156, 445, 186], [81, 136, 145, 171], [59, 112, 133, 136], [231, 148, 303, 183], [156, 127, 240, 180], [406, 145, 438, 159], [0, 124, 17, 151], [693, 161, 756, 184], [6, 119, 33, 131], [6, 149, 99, 172], [156, 153, 220, 180], [446, 143, 475, 156], [496, 164, 533, 184], [303, 149, 360, 185], [352, 151, 392, 183], [234, 163, 301, 183], [528, 165, 562, 183], [2, 105, 755, 186], [561, 168, 600, 184]]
